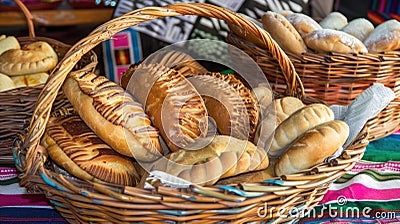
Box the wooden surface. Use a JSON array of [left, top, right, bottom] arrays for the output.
[[0, 8, 114, 27]]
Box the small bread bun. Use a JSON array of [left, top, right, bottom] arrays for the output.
[[11, 72, 48, 87], [286, 13, 322, 37], [261, 11, 307, 54], [0, 36, 20, 56], [364, 19, 400, 53], [341, 18, 374, 42], [319, 12, 348, 30], [0, 72, 16, 92], [274, 96, 305, 125], [303, 29, 368, 54]]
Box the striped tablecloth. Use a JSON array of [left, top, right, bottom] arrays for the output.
[[2, 132, 400, 223]]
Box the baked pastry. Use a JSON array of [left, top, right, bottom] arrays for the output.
[[274, 96, 305, 125], [341, 18, 374, 42], [364, 19, 400, 53], [251, 83, 273, 117], [275, 120, 349, 176], [303, 29, 368, 54], [62, 71, 162, 161], [124, 63, 208, 152], [186, 72, 259, 141], [0, 36, 20, 56], [319, 12, 348, 30], [0, 72, 16, 92], [261, 11, 308, 54], [269, 103, 334, 158], [11, 72, 48, 87], [0, 41, 58, 76], [286, 13, 322, 37], [120, 51, 207, 89], [151, 135, 269, 186], [42, 114, 140, 186]]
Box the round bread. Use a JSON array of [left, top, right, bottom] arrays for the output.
[[62, 71, 162, 161], [151, 135, 269, 186], [11, 72, 48, 87], [286, 13, 322, 37], [319, 12, 348, 30], [275, 120, 349, 176], [0, 41, 58, 76], [42, 115, 140, 186], [261, 11, 307, 54], [364, 19, 400, 53], [0, 72, 16, 92], [341, 18, 374, 42], [303, 29, 368, 54], [0, 36, 20, 56]]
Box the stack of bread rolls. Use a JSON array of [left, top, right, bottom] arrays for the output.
[[0, 35, 58, 92], [44, 50, 350, 187], [234, 11, 400, 54]]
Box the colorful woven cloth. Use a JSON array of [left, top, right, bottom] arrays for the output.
[[367, 0, 400, 25]]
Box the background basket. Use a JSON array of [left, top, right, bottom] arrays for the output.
[[0, 0, 97, 164], [227, 29, 400, 142], [13, 3, 369, 223]]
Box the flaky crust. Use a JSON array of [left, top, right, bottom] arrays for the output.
[[63, 71, 162, 161]]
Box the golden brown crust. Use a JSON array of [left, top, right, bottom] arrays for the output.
[[275, 120, 349, 176], [42, 115, 140, 186], [11, 72, 48, 87], [63, 71, 162, 161]]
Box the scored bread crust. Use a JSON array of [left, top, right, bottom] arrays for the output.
[[269, 103, 334, 158], [275, 120, 349, 176], [261, 11, 307, 54], [0, 41, 58, 76], [152, 135, 269, 186], [125, 63, 208, 152], [62, 71, 162, 161], [42, 115, 140, 186]]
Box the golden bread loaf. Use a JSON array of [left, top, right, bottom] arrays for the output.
[[286, 13, 322, 37], [124, 63, 208, 152], [62, 71, 162, 161], [0, 41, 58, 76], [0, 72, 16, 92], [303, 29, 368, 54], [152, 135, 269, 186], [274, 96, 305, 125], [275, 120, 349, 176], [364, 19, 400, 53], [319, 12, 348, 30], [42, 115, 140, 186], [269, 103, 334, 158], [11, 72, 48, 87], [261, 11, 307, 54], [341, 18, 375, 42]]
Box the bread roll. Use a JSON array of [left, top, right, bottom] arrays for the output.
[[42, 115, 140, 186], [275, 120, 349, 176], [303, 29, 368, 54], [269, 103, 334, 158], [62, 71, 162, 161], [319, 12, 348, 30], [152, 135, 269, 186], [286, 13, 322, 37], [0, 36, 20, 56], [261, 11, 307, 54], [341, 18, 374, 42], [251, 83, 273, 117], [11, 72, 48, 87], [364, 19, 400, 53], [0, 72, 16, 92], [124, 63, 208, 152], [274, 96, 305, 125], [0, 41, 58, 76]]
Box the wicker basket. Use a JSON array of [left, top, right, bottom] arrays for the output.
[[13, 3, 369, 223], [0, 0, 97, 164], [227, 28, 400, 142]]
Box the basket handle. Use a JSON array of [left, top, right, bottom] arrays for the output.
[[19, 3, 304, 177], [13, 0, 36, 38]]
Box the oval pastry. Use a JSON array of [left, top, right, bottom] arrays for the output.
[[42, 114, 140, 186], [124, 63, 208, 152], [63, 71, 162, 161], [0, 41, 58, 76]]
